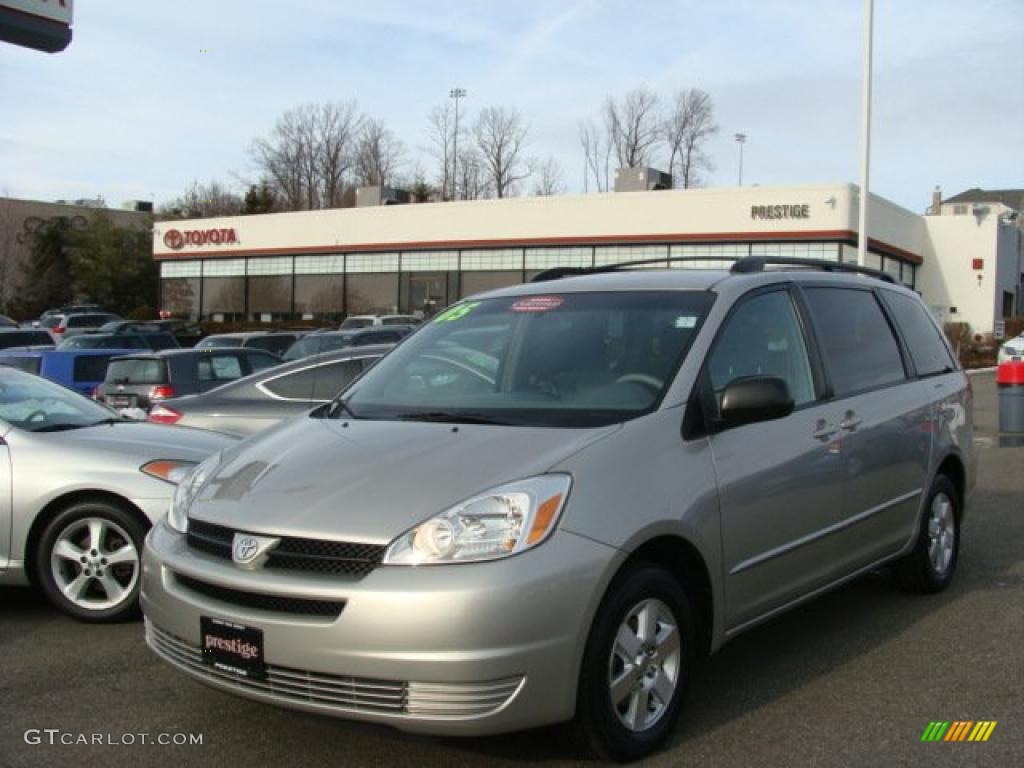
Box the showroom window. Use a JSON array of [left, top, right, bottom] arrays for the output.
[[347, 273, 399, 314], [294, 274, 345, 320]]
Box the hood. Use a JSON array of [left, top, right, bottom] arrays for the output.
[[189, 416, 619, 544], [59, 422, 237, 463]]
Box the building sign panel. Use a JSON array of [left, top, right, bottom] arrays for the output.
[[751, 204, 810, 220]]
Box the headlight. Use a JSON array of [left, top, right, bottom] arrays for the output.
[[383, 474, 571, 565], [166, 453, 221, 534], [140, 460, 197, 485]]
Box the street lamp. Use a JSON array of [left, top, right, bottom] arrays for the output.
[[734, 133, 747, 186], [449, 87, 467, 200], [857, 0, 875, 266]]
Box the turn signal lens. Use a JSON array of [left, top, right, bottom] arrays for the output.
[[140, 459, 197, 485]]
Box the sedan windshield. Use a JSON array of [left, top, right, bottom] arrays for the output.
[[343, 291, 713, 428], [0, 369, 118, 431]]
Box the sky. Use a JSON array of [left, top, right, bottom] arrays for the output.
[[1, 0, 1021, 213]]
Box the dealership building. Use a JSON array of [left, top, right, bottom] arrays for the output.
[[152, 182, 1023, 334]]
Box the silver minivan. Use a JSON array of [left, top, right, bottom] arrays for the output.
[[141, 258, 974, 761]]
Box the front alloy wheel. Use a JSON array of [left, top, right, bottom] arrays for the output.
[[574, 564, 695, 761], [609, 598, 681, 732], [36, 500, 146, 622]]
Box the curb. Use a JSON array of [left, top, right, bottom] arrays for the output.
[[966, 367, 997, 375]]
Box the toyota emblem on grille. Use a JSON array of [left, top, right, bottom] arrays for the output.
[[231, 533, 280, 570]]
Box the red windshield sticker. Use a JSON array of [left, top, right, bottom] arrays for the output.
[[511, 296, 564, 313]]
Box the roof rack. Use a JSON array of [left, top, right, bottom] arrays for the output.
[[729, 256, 896, 283], [529, 255, 896, 284]]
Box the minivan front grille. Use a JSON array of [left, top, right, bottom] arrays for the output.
[[173, 573, 344, 618], [186, 518, 385, 577]]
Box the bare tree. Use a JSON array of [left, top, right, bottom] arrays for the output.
[[578, 117, 612, 192], [425, 104, 457, 200], [318, 101, 361, 206], [663, 88, 719, 189], [532, 156, 566, 196], [603, 87, 661, 169], [0, 198, 19, 312], [158, 180, 244, 219], [473, 106, 531, 198], [353, 117, 404, 188], [455, 147, 489, 200], [250, 101, 360, 210]]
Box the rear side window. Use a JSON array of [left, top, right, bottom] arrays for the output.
[[881, 291, 956, 376], [0, 356, 41, 374], [247, 335, 295, 356], [357, 331, 400, 345], [0, 332, 52, 349], [73, 355, 115, 383], [197, 355, 244, 382], [106, 359, 165, 385], [262, 359, 363, 401], [247, 353, 280, 373], [67, 314, 113, 328], [803, 288, 906, 396], [145, 333, 179, 350]]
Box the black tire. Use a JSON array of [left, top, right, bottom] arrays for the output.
[[35, 499, 147, 622], [892, 476, 960, 594], [572, 563, 695, 762]]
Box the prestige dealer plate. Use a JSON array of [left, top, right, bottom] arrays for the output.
[[200, 616, 265, 679]]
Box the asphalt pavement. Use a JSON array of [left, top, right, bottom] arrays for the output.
[[1, 370, 1021, 768]]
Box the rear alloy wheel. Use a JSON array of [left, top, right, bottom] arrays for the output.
[[893, 476, 960, 594], [36, 500, 146, 622], [573, 564, 694, 761]]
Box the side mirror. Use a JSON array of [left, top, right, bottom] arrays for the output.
[[719, 376, 794, 428]]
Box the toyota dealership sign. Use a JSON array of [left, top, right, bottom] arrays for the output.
[[0, 0, 73, 52], [163, 228, 240, 250]]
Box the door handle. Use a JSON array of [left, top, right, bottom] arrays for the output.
[[813, 419, 838, 441], [839, 411, 862, 432]]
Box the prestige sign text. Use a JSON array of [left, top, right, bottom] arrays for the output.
[[751, 204, 810, 220]]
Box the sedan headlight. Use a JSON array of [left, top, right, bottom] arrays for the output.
[[383, 474, 571, 565], [166, 453, 221, 534]]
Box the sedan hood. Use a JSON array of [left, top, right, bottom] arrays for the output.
[[190, 416, 619, 544], [60, 422, 237, 463]]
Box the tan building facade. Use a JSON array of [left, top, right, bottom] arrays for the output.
[[153, 183, 934, 325]]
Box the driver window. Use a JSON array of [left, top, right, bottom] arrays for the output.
[[708, 290, 815, 412]]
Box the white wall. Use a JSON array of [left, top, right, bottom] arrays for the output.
[[920, 211, 1021, 333]]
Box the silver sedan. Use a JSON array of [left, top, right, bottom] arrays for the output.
[[0, 367, 235, 621]]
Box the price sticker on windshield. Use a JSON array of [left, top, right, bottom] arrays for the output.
[[434, 301, 480, 323], [511, 296, 564, 313]]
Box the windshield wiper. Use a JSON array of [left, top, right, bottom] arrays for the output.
[[33, 417, 122, 433], [32, 422, 88, 432], [392, 411, 511, 426]]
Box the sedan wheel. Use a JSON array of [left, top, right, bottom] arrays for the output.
[[50, 517, 139, 611], [36, 500, 147, 622]]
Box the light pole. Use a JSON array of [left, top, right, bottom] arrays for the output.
[[734, 133, 747, 186], [449, 87, 467, 200], [857, 0, 874, 266]]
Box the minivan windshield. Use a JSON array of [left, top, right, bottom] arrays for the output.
[[342, 291, 713, 428]]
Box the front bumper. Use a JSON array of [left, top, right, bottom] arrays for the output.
[[141, 521, 620, 736]]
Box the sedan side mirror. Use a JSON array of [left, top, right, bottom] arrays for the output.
[[718, 376, 794, 429]]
